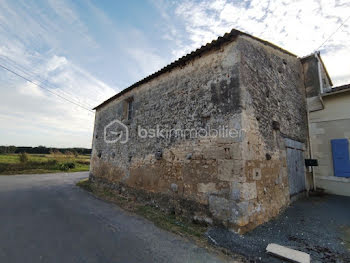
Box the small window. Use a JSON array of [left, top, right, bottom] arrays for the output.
[[127, 99, 133, 120]]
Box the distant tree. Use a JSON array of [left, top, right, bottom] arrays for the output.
[[64, 151, 74, 156], [0, 146, 91, 155], [8, 146, 16, 153], [0, 146, 6, 154], [19, 152, 29, 163]]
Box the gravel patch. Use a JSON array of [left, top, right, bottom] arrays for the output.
[[207, 194, 350, 262]]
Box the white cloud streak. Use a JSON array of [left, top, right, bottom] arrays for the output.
[[0, 0, 116, 147], [0, 0, 349, 147], [167, 0, 350, 85]]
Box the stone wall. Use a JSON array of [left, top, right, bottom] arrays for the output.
[[90, 35, 309, 232], [91, 39, 245, 228], [205, 36, 309, 232], [241, 35, 308, 227]]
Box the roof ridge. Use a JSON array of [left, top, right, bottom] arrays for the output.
[[94, 28, 297, 110]]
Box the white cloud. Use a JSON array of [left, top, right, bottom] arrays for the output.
[[0, 0, 173, 148], [0, 0, 349, 148], [0, 52, 116, 147], [18, 82, 45, 98], [46, 55, 68, 72], [0, 0, 116, 147], [126, 47, 167, 77], [170, 0, 350, 86]]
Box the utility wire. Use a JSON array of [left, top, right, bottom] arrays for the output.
[[0, 55, 96, 109], [316, 14, 350, 52], [0, 55, 96, 108], [0, 63, 95, 113], [1, 58, 95, 109]]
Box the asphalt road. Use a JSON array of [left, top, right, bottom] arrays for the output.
[[0, 172, 227, 263]]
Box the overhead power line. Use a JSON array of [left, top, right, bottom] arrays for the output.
[[316, 14, 350, 51], [0, 63, 94, 113], [0, 55, 96, 109]]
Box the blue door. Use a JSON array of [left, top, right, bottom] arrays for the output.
[[285, 138, 306, 196], [331, 139, 350, 178]]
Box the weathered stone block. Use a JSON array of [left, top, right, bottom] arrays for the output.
[[252, 168, 262, 180], [231, 182, 257, 201], [208, 195, 251, 229], [202, 146, 226, 160], [197, 183, 217, 193], [208, 195, 231, 220], [219, 143, 242, 160], [218, 159, 243, 181], [216, 137, 235, 145], [231, 188, 240, 201]]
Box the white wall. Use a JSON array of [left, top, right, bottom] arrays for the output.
[[309, 90, 350, 196]]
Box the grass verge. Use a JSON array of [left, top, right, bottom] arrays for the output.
[[76, 179, 208, 240], [0, 153, 90, 175], [76, 179, 247, 262], [76, 178, 93, 192]]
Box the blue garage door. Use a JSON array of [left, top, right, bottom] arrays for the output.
[[331, 139, 350, 178], [285, 138, 306, 196]]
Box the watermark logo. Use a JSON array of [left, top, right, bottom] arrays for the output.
[[104, 119, 129, 144], [138, 125, 244, 140], [104, 119, 244, 144]]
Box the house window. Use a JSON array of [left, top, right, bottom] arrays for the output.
[[127, 99, 133, 120]]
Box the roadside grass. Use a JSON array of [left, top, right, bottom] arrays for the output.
[[0, 153, 90, 175], [77, 179, 247, 262], [136, 205, 207, 239], [76, 178, 93, 192], [77, 179, 207, 240]]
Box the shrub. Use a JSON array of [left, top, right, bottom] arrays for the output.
[[58, 162, 76, 171], [66, 162, 75, 169], [59, 163, 69, 171], [47, 159, 58, 165], [46, 159, 59, 170], [19, 152, 29, 163], [77, 160, 90, 165]]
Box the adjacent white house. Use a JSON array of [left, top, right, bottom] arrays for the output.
[[308, 84, 350, 196]]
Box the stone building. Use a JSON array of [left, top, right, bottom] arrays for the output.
[[90, 29, 329, 233]]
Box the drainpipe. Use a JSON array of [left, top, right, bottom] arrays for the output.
[[316, 52, 324, 95], [306, 108, 316, 191], [303, 52, 323, 192], [306, 52, 324, 191]]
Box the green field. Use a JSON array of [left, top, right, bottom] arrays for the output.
[[0, 153, 90, 175]]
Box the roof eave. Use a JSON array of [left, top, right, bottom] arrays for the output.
[[93, 28, 298, 110]]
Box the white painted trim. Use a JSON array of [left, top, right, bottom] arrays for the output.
[[316, 53, 324, 94], [309, 117, 350, 123], [317, 175, 350, 183], [322, 88, 350, 97]]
